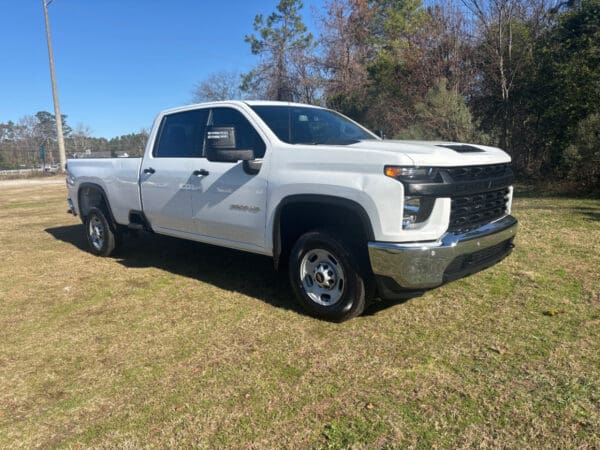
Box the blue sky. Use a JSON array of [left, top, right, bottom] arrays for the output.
[[0, 0, 322, 138]]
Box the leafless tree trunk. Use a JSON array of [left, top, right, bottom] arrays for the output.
[[461, 0, 561, 152], [319, 0, 371, 103], [461, 0, 519, 149]]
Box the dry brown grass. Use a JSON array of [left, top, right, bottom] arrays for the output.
[[0, 183, 598, 448]]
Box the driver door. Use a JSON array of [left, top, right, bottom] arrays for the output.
[[190, 106, 268, 251]]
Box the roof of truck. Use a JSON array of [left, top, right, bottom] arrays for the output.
[[243, 100, 323, 108], [158, 100, 324, 118]]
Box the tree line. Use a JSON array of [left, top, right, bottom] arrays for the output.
[[193, 0, 599, 191], [2, 0, 597, 192], [0, 112, 148, 170]]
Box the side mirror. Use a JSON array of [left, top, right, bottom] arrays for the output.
[[205, 126, 254, 162]]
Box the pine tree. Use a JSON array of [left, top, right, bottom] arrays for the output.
[[242, 0, 319, 102]]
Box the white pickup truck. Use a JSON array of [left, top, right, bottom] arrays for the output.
[[66, 101, 517, 321]]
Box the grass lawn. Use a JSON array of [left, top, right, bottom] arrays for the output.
[[0, 182, 598, 448]]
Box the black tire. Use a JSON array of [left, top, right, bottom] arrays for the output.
[[84, 207, 118, 257], [289, 230, 373, 322]]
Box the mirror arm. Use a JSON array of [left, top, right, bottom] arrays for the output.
[[243, 159, 262, 175]]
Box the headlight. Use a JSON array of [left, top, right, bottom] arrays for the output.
[[385, 166, 438, 229], [384, 165, 439, 182], [402, 197, 435, 229], [66, 170, 75, 186]]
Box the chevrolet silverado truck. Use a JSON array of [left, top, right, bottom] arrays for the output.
[[66, 101, 518, 321]]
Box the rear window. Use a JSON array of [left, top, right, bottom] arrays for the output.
[[154, 109, 209, 158]]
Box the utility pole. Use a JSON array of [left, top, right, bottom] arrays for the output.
[[42, 0, 66, 172]]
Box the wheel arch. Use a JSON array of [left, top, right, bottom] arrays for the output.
[[77, 182, 117, 227], [272, 194, 375, 270]]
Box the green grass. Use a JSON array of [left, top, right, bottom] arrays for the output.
[[0, 184, 598, 448]]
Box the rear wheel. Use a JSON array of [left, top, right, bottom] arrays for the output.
[[289, 230, 372, 322], [85, 207, 117, 256]]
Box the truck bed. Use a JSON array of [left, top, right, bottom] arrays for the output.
[[67, 158, 142, 225]]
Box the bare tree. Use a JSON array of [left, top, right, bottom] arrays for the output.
[[418, 1, 474, 95], [461, 0, 563, 162], [191, 70, 246, 103], [16, 116, 42, 165], [460, 0, 557, 149], [319, 0, 372, 111], [70, 123, 93, 155], [463, 0, 516, 150]]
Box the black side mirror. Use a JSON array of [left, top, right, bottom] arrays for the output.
[[205, 126, 254, 162]]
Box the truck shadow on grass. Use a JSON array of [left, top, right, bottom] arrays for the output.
[[570, 206, 600, 222], [45, 225, 417, 317], [45, 225, 300, 314]]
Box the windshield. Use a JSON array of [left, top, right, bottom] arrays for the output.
[[249, 105, 376, 145]]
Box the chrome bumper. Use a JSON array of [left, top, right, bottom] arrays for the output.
[[368, 215, 518, 289]]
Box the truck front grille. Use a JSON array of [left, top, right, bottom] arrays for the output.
[[449, 188, 509, 233], [445, 164, 511, 182]]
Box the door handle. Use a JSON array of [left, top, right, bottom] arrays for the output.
[[143, 167, 155, 174], [193, 169, 209, 176]]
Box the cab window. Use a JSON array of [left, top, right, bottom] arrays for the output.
[[210, 108, 266, 158], [154, 109, 209, 157]]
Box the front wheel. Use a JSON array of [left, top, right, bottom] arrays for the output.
[[85, 207, 118, 257], [289, 230, 372, 322]]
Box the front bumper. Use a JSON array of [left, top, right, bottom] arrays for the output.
[[368, 215, 518, 290]]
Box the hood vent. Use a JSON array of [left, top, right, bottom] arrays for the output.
[[437, 144, 485, 153]]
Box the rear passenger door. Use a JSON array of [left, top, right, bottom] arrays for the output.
[[140, 108, 209, 234]]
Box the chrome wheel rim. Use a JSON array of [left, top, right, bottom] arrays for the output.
[[299, 248, 345, 306], [88, 214, 104, 251]]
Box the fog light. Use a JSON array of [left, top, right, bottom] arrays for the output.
[[403, 198, 420, 228], [402, 197, 435, 229]]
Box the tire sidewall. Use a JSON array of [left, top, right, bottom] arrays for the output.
[[85, 207, 115, 256], [289, 231, 366, 322]]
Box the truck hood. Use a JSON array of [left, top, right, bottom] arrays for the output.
[[348, 139, 511, 167]]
